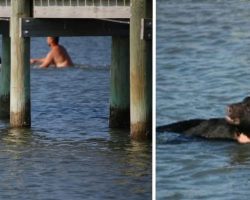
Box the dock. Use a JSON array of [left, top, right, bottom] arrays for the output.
[[0, 0, 152, 140]]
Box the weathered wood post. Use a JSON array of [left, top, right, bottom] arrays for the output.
[[10, 0, 32, 127], [130, 0, 152, 140], [110, 36, 130, 128], [0, 35, 10, 118]]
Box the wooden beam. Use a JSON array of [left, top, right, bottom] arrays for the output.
[[109, 36, 130, 128], [130, 0, 152, 140], [21, 18, 129, 37], [10, 0, 31, 127], [0, 19, 9, 36], [141, 18, 152, 40], [33, 6, 130, 19], [0, 35, 10, 118]]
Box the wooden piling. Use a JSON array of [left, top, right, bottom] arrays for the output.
[[0, 35, 10, 118], [130, 0, 152, 140], [10, 0, 31, 127], [110, 36, 130, 128]]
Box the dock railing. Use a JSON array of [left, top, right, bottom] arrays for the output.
[[34, 0, 130, 6], [0, 0, 10, 17], [0, 0, 131, 18]]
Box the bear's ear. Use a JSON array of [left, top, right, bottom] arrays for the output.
[[244, 99, 250, 107], [243, 96, 250, 102]]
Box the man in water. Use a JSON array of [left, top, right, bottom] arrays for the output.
[[30, 37, 73, 68]]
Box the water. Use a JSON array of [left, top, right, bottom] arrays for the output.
[[0, 37, 152, 199], [157, 1, 250, 199]]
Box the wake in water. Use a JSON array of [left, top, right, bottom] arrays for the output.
[[157, 132, 199, 145], [31, 63, 110, 71]]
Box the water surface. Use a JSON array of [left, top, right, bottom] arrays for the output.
[[157, 1, 250, 199], [0, 37, 152, 199]]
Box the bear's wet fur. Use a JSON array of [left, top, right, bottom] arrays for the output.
[[157, 97, 250, 140]]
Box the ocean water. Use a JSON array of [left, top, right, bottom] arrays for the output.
[[157, 0, 250, 199], [0, 36, 152, 199]]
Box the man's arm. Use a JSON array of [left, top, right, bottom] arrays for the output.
[[39, 51, 54, 68], [30, 57, 45, 64]]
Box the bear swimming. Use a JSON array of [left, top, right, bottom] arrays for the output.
[[157, 97, 250, 141]]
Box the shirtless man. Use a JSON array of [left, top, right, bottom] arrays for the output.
[[30, 37, 73, 68]]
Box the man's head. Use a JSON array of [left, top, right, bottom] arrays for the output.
[[47, 37, 59, 46]]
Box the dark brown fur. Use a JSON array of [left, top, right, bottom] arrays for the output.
[[157, 97, 250, 140]]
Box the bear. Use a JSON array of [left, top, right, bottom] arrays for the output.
[[157, 96, 250, 143]]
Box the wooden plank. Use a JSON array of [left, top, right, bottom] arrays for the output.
[[0, 19, 9, 35], [33, 6, 130, 18], [0, 4, 130, 18], [21, 18, 129, 37]]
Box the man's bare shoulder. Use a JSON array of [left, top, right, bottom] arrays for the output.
[[52, 45, 67, 53]]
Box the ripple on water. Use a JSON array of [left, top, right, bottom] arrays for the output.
[[157, 0, 250, 199], [0, 37, 152, 199]]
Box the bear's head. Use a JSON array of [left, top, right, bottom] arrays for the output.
[[226, 96, 250, 132]]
